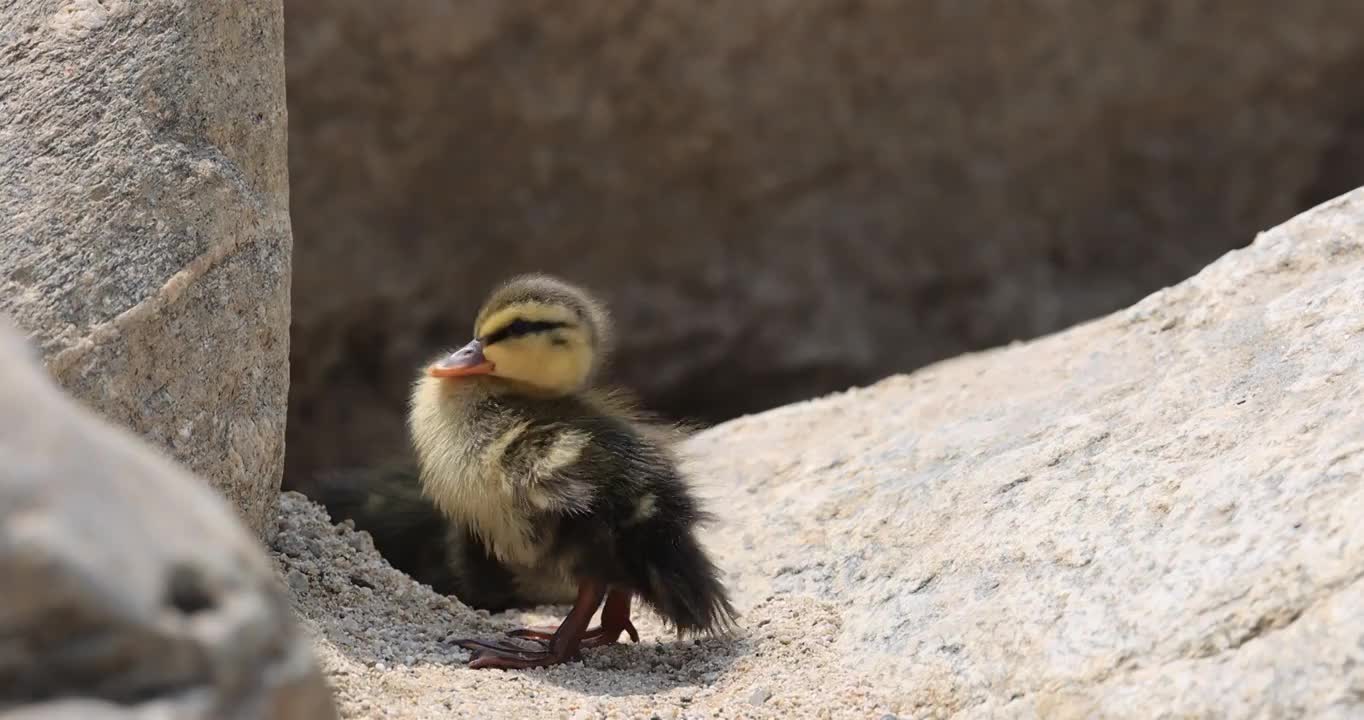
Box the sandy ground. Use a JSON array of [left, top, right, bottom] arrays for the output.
[[270, 492, 906, 720]]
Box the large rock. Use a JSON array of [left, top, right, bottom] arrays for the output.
[[0, 0, 292, 537], [0, 320, 336, 719], [685, 187, 1364, 717], [272, 191, 1364, 716], [282, 0, 1364, 490]]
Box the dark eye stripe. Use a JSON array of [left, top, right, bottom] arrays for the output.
[[483, 319, 571, 345]]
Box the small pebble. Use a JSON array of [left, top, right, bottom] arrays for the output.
[[276, 535, 308, 558], [285, 568, 308, 593], [747, 687, 771, 705]]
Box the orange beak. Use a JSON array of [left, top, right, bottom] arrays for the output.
[[428, 339, 495, 378]]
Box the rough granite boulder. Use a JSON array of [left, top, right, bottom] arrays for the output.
[[282, 0, 1364, 490], [270, 196, 1363, 715], [0, 0, 292, 538], [687, 187, 1364, 717], [0, 320, 336, 719]]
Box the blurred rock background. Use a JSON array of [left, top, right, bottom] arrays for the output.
[[282, 1, 1364, 492]]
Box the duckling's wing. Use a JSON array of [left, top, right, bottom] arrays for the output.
[[492, 420, 600, 516]]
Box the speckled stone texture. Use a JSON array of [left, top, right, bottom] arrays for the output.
[[0, 0, 292, 538], [0, 320, 336, 719], [282, 0, 1364, 492], [690, 187, 1364, 718], [274, 187, 1363, 716]]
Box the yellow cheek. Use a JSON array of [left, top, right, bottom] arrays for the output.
[[484, 339, 591, 392]]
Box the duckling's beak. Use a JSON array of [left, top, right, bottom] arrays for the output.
[[429, 339, 495, 378]]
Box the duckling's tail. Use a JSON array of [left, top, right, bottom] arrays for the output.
[[636, 528, 738, 638]]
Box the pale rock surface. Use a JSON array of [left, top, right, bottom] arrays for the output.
[[0, 0, 292, 538], [0, 320, 336, 719], [273, 191, 1364, 715], [690, 187, 1364, 717]]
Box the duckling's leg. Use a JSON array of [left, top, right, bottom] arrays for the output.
[[507, 588, 639, 649], [454, 581, 607, 669]]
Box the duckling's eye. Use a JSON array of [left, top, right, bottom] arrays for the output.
[[484, 318, 571, 345]]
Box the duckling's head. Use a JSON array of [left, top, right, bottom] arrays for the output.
[[426, 274, 610, 397]]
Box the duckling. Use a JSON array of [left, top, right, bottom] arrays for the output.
[[311, 461, 578, 610], [408, 273, 736, 670]]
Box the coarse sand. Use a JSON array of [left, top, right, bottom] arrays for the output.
[[270, 492, 907, 719]]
